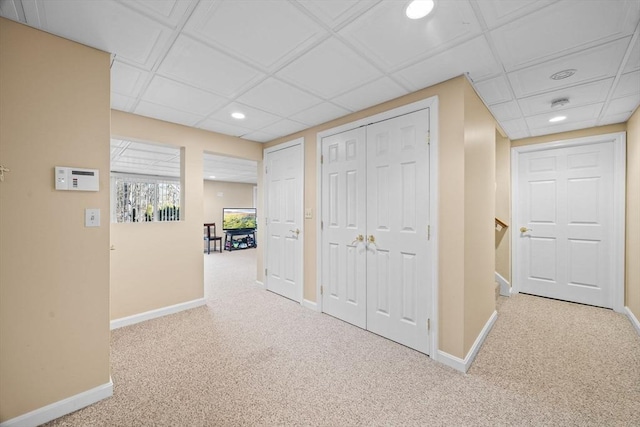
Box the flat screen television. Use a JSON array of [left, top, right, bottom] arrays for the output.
[[222, 208, 257, 231]]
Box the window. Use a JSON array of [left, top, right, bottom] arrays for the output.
[[111, 173, 180, 223]]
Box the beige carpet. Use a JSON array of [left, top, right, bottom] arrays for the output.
[[47, 249, 640, 426]]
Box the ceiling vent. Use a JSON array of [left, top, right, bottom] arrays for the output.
[[551, 98, 570, 109], [550, 69, 577, 80]]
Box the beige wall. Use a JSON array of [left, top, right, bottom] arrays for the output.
[[110, 111, 263, 320], [0, 18, 111, 422], [203, 180, 255, 227], [463, 83, 497, 354], [495, 131, 511, 283], [266, 76, 496, 359], [626, 108, 640, 319]]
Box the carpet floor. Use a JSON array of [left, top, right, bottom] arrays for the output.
[[47, 249, 640, 426]]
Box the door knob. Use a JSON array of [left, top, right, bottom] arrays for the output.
[[289, 228, 300, 236], [351, 234, 364, 245], [519, 227, 532, 233], [368, 235, 376, 244]]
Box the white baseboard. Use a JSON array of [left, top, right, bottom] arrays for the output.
[[0, 380, 113, 427], [255, 280, 265, 289], [625, 306, 640, 336], [436, 310, 498, 373], [495, 272, 511, 297], [302, 298, 319, 311], [110, 298, 205, 330]]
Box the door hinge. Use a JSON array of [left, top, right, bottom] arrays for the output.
[[321, 285, 324, 296], [427, 318, 431, 331], [321, 154, 324, 164], [321, 220, 324, 230], [427, 225, 431, 240], [265, 268, 268, 276], [426, 131, 431, 145], [265, 166, 268, 174]]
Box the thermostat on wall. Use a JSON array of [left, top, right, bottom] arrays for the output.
[[55, 166, 99, 191]]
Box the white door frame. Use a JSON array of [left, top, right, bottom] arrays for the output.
[[263, 137, 305, 303], [511, 132, 626, 312], [316, 96, 440, 357]]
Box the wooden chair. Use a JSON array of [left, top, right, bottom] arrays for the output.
[[204, 223, 222, 254]]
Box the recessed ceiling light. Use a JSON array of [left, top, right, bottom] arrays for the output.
[[405, 0, 435, 19], [231, 112, 245, 120], [209, 175, 216, 179], [550, 69, 576, 80], [549, 115, 567, 123]]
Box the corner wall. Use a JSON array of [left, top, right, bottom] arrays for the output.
[[110, 111, 263, 320], [0, 18, 111, 422], [626, 108, 640, 320]]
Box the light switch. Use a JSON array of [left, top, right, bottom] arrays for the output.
[[85, 208, 100, 227], [305, 208, 313, 219]]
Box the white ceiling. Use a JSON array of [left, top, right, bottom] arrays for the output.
[[2, 0, 639, 154]]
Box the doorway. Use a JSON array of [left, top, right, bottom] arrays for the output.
[[511, 132, 626, 311]]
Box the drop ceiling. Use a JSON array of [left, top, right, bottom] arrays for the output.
[[2, 0, 639, 145]]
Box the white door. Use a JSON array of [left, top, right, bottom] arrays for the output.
[[517, 142, 615, 308], [321, 109, 431, 354], [265, 141, 303, 303], [365, 109, 431, 353], [321, 127, 367, 328]]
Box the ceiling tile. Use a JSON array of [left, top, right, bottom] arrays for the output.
[[259, 119, 308, 138], [500, 118, 529, 137], [488, 101, 522, 122], [332, 77, 408, 112], [340, 0, 481, 71], [0, 0, 20, 21], [24, 0, 173, 68], [236, 78, 322, 117], [207, 102, 281, 131], [111, 61, 149, 98], [507, 38, 629, 98], [241, 131, 277, 143], [605, 94, 640, 116], [599, 111, 633, 126], [473, 75, 513, 105], [157, 35, 264, 98], [529, 119, 599, 137], [111, 93, 136, 112], [276, 38, 382, 99], [134, 100, 205, 127], [490, 0, 640, 71], [394, 36, 501, 91], [612, 71, 640, 99], [141, 76, 228, 116], [198, 118, 253, 138], [290, 102, 351, 126], [525, 103, 604, 131], [296, 0, 380, 30], [518, 78, 614, 116], [184, 0, 327, 70], [623, 35, 640, 73], [474, 0, 556, 29], [119, 0, 193, 27]]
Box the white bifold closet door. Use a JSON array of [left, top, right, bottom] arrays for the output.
[[321, 108, 431, 354]]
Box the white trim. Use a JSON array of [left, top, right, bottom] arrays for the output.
[[495, 271, 511, 296], [511, 132, 626, 312], [110, 298, 205, 330], [436, 310, 498, 373], [0, 380, 113, 427], [263, 138, 305, 304], [316, 96, 440, 357], [625, 307, 640, 336], [302, 299, 319, 311], [255, 280, 265, 289]]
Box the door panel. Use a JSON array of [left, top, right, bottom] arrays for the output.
[[321, 128, 367, 329], [365, 109, 430, 354], [265, 143, 303, 302], [517, 142, 614, 307]]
